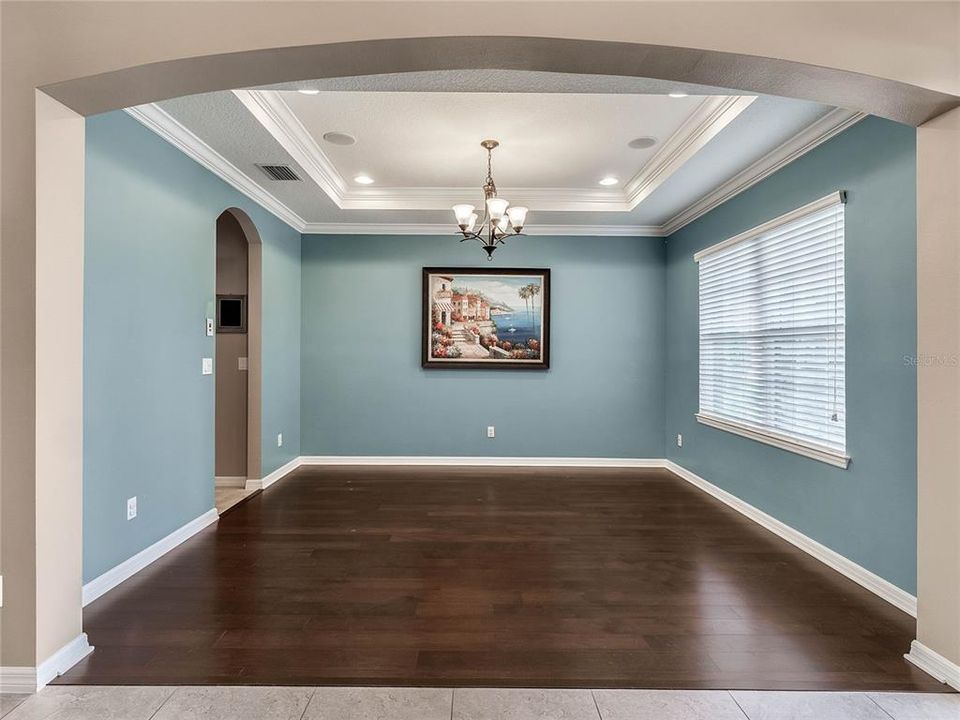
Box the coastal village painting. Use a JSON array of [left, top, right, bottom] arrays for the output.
[[422, 268, 550, 369]]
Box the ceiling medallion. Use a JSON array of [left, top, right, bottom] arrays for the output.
[[452, 140, 528, 260]]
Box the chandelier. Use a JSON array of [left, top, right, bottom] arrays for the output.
[[452, 140, 528, 260]]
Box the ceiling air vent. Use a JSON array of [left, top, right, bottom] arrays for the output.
[[256, 164, 301, 181]]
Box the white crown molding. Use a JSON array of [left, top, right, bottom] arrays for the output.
[[233, 89, 753, 213], [662, 107, 866, 234], [130, 100, 865, 238], [82, 508, 218, 607], [624, 95, 755, 208], [663, 460, 917, 617], [905, 640, 960, 690], [300, 222, 665, 237], [124, 104, 304, 232]]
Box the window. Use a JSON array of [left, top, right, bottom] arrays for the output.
[[696, 192, 848, 468]]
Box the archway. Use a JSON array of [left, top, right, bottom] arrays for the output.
[[12, 13, 959, 687], [214, 208, 263, 513]]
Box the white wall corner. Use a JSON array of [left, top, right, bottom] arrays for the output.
[[82, 508, 218, 607], [36, 633, 93, 690], [905, 640, 960, 690]]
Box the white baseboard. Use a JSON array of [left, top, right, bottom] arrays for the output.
[[1, 633, 93, 694], [82, 508, 218, 607], [0, 667, 37, 694], [215, 475, 247, 488], [906, 640, 960, 690], [248, 455, 303, 491], [36, 633, 93, 690], [299, 455, 668, 468], [663, 460, 918, 617]]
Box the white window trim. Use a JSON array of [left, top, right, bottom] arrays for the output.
[[696, 412, 851, 469], [695, 190, 848, 469]]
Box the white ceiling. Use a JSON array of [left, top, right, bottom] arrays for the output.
[[275, 90, 703, 189], [142, 71, 857, 235]]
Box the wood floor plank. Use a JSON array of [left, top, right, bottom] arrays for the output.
[[57, 466, 948, 691]]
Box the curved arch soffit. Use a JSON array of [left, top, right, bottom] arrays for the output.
[[43, 37, 958, 126], [220, 207, 263, 246]]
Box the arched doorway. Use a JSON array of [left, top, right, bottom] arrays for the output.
[[214, 208, 262, 513], [14, 11, 959, 686]]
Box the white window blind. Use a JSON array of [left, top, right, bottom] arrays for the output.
[[695, 192, 848, 468]]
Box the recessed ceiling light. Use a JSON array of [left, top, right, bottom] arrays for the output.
[[598, 176, 619, 186], [668, 92, 688, 98], [322, 131, 356, 146], [628, 136, 658, 150], [298, 89, 320, 95], [354, 174, 375, 185]]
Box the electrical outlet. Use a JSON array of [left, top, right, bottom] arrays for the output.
[[202, 357, 213, 375], [127, 496, 137, 520], [0, 575, 4, 607], [676, 433, 683, 448], [277, 432, 283, 447], [487, 426, 496, 438]]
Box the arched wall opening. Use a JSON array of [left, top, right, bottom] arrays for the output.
[[214, 208, 263, 505], [14, 22, 959, 687]]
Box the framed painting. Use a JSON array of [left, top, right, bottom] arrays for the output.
[[422, 267, 550, 369]]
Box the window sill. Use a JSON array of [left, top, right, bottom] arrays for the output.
[[695, 413, 850, 469]]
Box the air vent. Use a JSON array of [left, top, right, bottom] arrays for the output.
[[256, 164, 301, 181]]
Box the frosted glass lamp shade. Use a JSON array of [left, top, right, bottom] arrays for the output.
[[486, 197, 509, 220], [452, 204, 476, 227], [466, 213, 478, 232], [495, 216, 510, 233], [506, 206, 528, 231]]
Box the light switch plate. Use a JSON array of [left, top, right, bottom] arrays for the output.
[[487, 426, 496, 438], [238, 356, 248, 371], [127, 496, 137, 520], [202, 357, 213, 375], [277, 432, 283, 447], [206, 318, 214, 336]]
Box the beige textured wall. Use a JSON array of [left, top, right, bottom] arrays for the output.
[[916, 105, 960, 670], [1, 0, 958, 670]]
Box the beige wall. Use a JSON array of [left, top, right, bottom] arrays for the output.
[[1, 0, 958, 671], [33, 92, 85, 667], [916, 105, 960, 671], [216, 212, 249, 480]]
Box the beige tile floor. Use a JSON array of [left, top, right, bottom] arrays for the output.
[[2, 687, 957, 720], [214, 485, 257, 514]]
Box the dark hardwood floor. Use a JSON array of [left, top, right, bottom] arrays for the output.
[[58, 466, 947, 690]]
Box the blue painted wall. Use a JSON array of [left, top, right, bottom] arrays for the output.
[[84, 110, 301, 582], [300, 234, 666, 458], [665, 116, 918, 592]]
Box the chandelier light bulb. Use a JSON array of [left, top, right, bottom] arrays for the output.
[[487, 197, 509, 221], [452, 204, 476, 227], [506, 206, 528, 231]]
